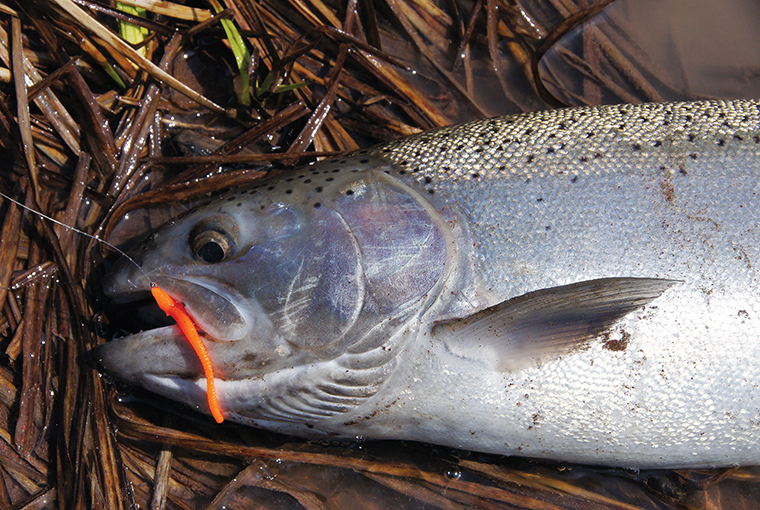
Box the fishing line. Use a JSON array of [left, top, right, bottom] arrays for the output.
[[0, 190, 226, 423], [0, 190, 154, 290]]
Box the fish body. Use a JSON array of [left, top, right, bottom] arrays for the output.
[[99, 99, 760, 468]]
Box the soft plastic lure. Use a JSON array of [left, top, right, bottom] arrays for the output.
[[150, 284, 224, 423]]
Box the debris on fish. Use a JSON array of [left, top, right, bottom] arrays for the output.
[[96, 99, 760, 469]]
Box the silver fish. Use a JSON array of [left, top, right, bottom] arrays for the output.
[[98, 99, 760, 469]]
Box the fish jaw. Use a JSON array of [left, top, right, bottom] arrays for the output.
[[96, 325, 202, 383], [95, 326, 220, 417]]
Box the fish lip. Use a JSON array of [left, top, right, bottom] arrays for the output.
[[96, 276, 253, 383], [160, 275, 255, 342], [108, 274, 255, 343], [94, 325, 204, 382]]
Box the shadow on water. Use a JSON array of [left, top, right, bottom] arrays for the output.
[[0, 0, 759, 508]]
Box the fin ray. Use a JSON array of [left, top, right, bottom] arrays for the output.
[[433, 277, 678, 371]]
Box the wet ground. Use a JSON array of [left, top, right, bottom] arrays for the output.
[[1, 0, 760, 508]]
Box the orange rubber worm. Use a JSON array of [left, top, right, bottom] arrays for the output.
[[150, 284, 224, 423]]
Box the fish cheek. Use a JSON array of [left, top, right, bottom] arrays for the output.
[[242, 205, 365, 352]]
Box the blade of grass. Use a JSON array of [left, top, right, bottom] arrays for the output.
[[116, 2, 149, 58], [114, 0, 211, 22], [51, 0, 225, 113], [10, 17, 38, 198], [211, 0, 251, 105]]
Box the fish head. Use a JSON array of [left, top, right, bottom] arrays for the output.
[[96, 157, 464, 421]]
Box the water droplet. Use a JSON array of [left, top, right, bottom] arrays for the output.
[[445, 468, 462, 481]]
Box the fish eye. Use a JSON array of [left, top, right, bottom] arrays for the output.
[[190, 229, 235, 263]]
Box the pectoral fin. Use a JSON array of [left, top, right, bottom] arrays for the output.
[[432, 277, 678, 372]]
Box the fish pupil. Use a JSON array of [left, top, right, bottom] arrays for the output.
[[191, 229, 234, 263], [197, 241, 226, 263]]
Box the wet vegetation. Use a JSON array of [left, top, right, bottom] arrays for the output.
[[0, 0, 758, 508]]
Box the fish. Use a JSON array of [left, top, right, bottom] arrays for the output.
[[96, 99, 760, 469]]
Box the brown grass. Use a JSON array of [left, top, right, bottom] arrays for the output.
[[0, 0, 756, 508]]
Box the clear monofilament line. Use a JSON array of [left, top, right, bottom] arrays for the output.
[[0, 191, 154, 290]]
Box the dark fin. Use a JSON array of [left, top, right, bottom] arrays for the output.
[[432, 277, 678, 372]]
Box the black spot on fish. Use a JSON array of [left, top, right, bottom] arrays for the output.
[[313, 202, 321, 208], [345, 190, 354, 196], [326, 177, 334, 181], [315, 187, 323, 192], [690, 153, 698, 160], [428, 189, 435, 195], [735, 135, 743, 141], [267, 186, 275, 191], [632, 143, 641, 151], [424, 176, 432, 184], [471, 173, 480, 178], [571, 175, 578, 183], [527, 154, 535, 163], [304, 179, 312, 183], [653, 140, 662, 147], [579, 156, 588, 162], [687, 134, 695, 142], [285, 189, 292, 194], [546, 147, 554, 154], [717, 139, 725, 146]]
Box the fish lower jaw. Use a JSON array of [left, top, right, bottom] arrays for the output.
[[143, 374, 210, 406]]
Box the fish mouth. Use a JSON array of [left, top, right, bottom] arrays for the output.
[[95, 275, 256, 383]]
